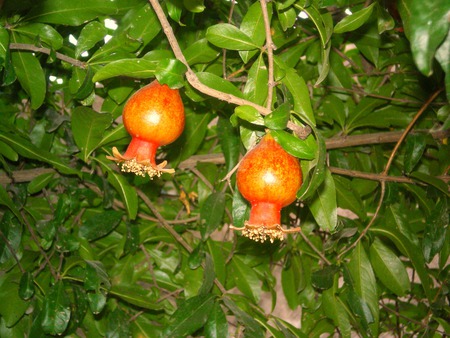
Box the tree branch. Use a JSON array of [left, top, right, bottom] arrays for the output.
[[9, 43, 86, 68], [260, 0, 275, 109]]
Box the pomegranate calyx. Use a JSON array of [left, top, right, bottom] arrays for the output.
[[107, 147, 175, 179], [230, 222, 301, 243]]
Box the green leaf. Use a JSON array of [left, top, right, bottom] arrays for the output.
[[204, 301, 228, 338], [26, 0, 142, 26], [98, 124, 129, 148], [422, 198, 448, 262], [277, 64, 316, 126], [334, 3, 376, 34], [435, 30, 450, 101], [281, 253, 305, 309], [184, 38, 220, 65], [403, 0, 450, 75], [239, 2, 271, 63], [231, 255, 262, 303], [110, 284, 163, 310], [70, 67, 95, 100], [198, 254, 215, 295], [95, 156, 138, 220], [217, 116, 240, 173], [369, 237, 410, 296], [334, 176, 365, 220], [322, 287, 351, 338], [0, 185, 23, 222], [75, 20, 107, 58], [234, 105, 265, 126], [0, 26, 9, 70], [232, 188, 249, 229], [85, 260, 111, 291], [206, 23, 260, 51], [183, 0, 205, 13], [27, 172, 55, 194], [200, 192, 226, 239], [155, 58, 187, 89], [12, 23, 63, 49], [42, 281, 71, 335], [265, 103, 290, 130], [79, 210, 123, 241], [92, 58, 158, 82], [308, 168, 337, 232], [196, 72, 243, 98], [346, 242, 379, 336], [409, 171, 449, 195], [311, 265, 339, 290], [371, 206, 433, 301], [0, 273, 29, 327], [106, 308, 130, 338], [0, 129, 78, 176], [10, 51, 45, 110], [163, 294, 215, 337], [271, 130, 315, 160], [19, 272, 35, 300], [297, 126, 326, 200], [222, 297, 264, 336], [72, 107, 113, 163], [243, 54, 268, 106], [404, 134, 426, 174]]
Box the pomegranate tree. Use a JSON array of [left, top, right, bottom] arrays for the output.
[[108, 80, 185, 178], [231, 133, 303, 242]]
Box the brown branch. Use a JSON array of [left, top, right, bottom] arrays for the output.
[[337, 89, 443, 260], [9, 43, 86, 68], [1, 129, 448, 186], [260, 0, 275, 109]]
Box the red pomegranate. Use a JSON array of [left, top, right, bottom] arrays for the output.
[[107, 80, 185, 178], [231, 133, 302, 242]]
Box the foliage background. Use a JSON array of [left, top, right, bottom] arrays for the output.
[[0, 0, 449, 336]]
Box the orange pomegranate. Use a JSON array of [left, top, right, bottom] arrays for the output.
[[231, 133, 302, 242], [107, 80, 185, 178]]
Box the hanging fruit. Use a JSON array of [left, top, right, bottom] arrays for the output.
[[107, 80, 185, 178], [231, 133, 302, 243]]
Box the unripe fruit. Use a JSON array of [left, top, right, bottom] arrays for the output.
[[107, 80, 185, 178], [231, 133, 302, 242]]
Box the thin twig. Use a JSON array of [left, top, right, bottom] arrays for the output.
[[298, 229, 332, 265], [337, 89, 443, 259], [259, 0, 275, 109], [137, 189, 228, 294], [9, 43, 86, 68], [0, 228, 25, 273]]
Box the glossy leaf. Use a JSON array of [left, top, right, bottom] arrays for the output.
[[184, 38, 220, 65], [204, 301, 228, 338], [10, 51, 45, 110], [243, 54, 268, 106], [217, 116, 240, 173], [42, 281, 71, 335], [264, 103, 290, 130], [155, 58, 187, 88], [196, 72, 243, 98], [106, 308, 130, 338], [232, 188, 249, 229], [0, 273, 29, 327], [404, 134, 426, 174], [346, 242, 379, 336], [409, 171, 449, 195], [92, 58, 158, 82], [26, 0, 142, 26], [281, 253, 304, 309], [239, 2, 271, 63], [18, 272, 35, 300], [79, 210, 123, 241], [200, 192, 226, 239], [422, 198, 448, 263], [206, 23, 259, 51], [75, 20, 107, 58], [234, 105, 265, 126], [222, 297, 264, 336], [308, 168, 337, 232], [72, 107, 113, 162], [12, 23, 63, 49], [110, 284, 163, 310], [0, 185, 23, 222], [271, 130, 315, 160], [95, 156, 138, 220], [231, 255, 262, 303], [334, 3, 376, 34], [0, 26, 8, 70], [163, 294, 215, 337], [27, 172, 54, 194], [322, 287, 351, 338], [402, 0, 450, 75]]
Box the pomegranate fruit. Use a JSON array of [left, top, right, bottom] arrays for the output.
[[231, 133, 302, 242], [107, 80, 185, 178]]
